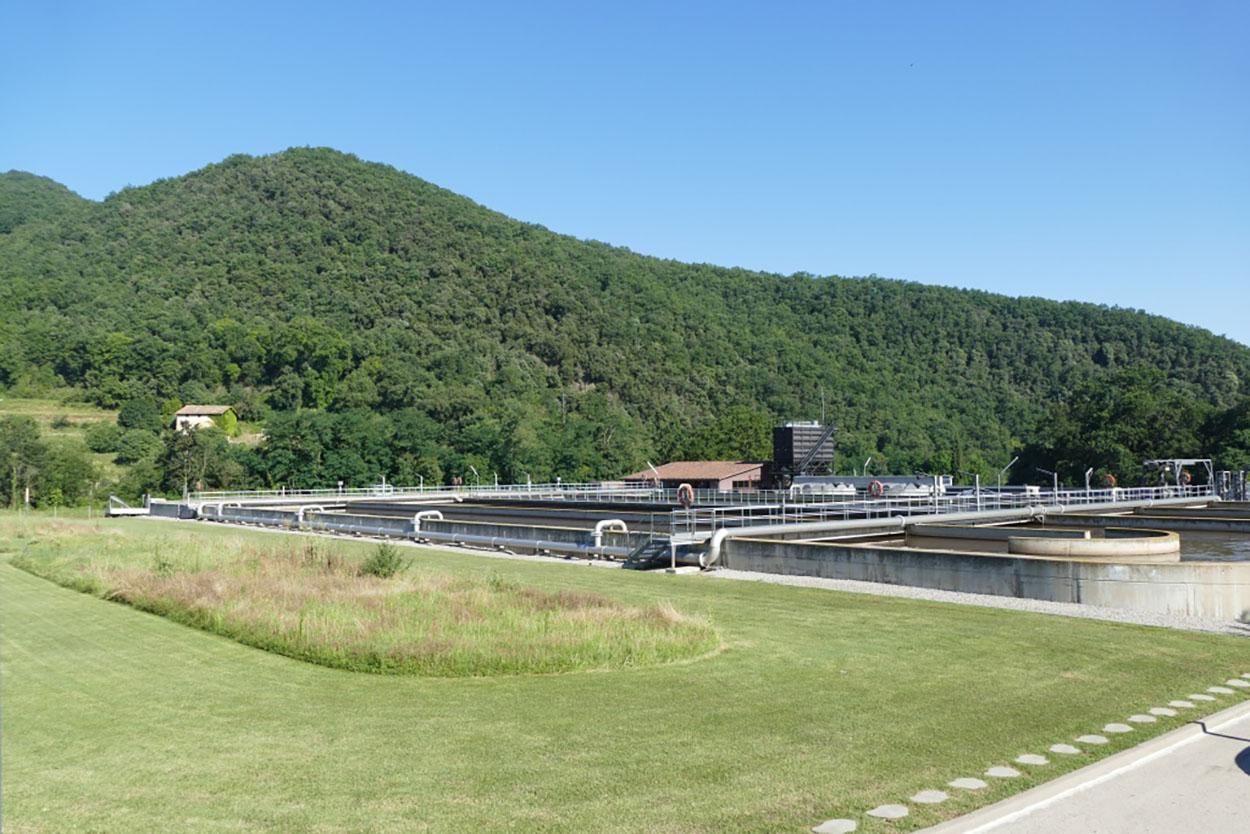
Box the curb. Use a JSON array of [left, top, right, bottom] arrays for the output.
[[912, 696, 1250, 833]]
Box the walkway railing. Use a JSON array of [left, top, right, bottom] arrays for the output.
[[667, 485, 1215, 540]]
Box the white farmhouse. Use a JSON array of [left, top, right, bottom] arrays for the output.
[[172, 404, 235, 431]]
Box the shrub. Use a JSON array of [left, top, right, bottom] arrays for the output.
[[359, 543, 410, 579], [84, 421, 122, 453], [51, 414, 72, 430], [115, 429, 162, 464], [117, 397, 164, 432]]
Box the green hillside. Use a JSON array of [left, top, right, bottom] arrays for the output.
[[0, 170, 90, 234], [0, 147, 1247, 493]]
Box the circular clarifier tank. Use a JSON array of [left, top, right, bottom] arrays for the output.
[[1006, 527, 1179, 561]]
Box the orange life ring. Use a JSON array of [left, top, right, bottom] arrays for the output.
[[676, 482, 695, 509], [868, 479, 885, 498], [1103, 473, 1117, 488]]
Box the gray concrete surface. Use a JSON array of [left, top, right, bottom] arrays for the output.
[[915, 699, 1250, 834], [708, 568, 1250, 635], [719, 535, 1250, 620]]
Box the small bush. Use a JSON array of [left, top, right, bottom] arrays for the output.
[[359, 543, 409, 579], [115, 428, 161, 463], [84, 421, 122, 453], [51, 414, 73, 430]]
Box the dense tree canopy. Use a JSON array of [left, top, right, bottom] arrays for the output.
[[0, 171, 89, 235], [1, 147, 1248, 496]]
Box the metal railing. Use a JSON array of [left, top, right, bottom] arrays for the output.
[[190, 481, 660, 504], [188, 482, 860, 507], [668, 484, 1216, 540]]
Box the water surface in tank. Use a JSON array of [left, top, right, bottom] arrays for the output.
[[1177, 531, 1250, 562]]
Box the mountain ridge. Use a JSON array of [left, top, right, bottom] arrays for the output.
[[0, 146, 1246, 481]]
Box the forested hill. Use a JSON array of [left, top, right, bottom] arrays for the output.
[[0, 171, 89, 234], [1, 147, 1247, 485]]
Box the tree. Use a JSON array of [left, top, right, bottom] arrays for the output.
[[1018, 369, 1212, 485], [679, 406, 772, 461], [158, 428, 243, 495], [41, 440, 97, 505], [117, 396, 163, 432], [1204, 399, 1250, 471], [0, 417, 46, 508]]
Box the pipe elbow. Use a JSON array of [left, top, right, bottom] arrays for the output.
[[702, 529, 731, 569], [412, 510, 444, 534], [592, 518, 629, 548]]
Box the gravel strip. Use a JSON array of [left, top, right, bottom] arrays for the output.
[[705, 568, 1250, 636]]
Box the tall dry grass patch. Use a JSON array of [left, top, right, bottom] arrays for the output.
[[9, 520, 717, 676]]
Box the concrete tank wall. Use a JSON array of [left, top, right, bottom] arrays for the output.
[[204, 507, 647, 554], [719, 537, 1250, 621], [1006, 528, 1180, 560], [1048, 513, 1250, 534]]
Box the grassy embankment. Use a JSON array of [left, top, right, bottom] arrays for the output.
[[3, 514, 1250, 834], [0, 394, 124, 483]]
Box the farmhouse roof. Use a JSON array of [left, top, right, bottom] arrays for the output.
[[174, 404, 233, 416]]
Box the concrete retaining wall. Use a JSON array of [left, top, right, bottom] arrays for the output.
[[908, 524, 1089, 542], [1134, 506, 1250, 520], [201, 507, 645, 555], [1049, 513, 1250, 534], [417, 519, 647, 551], [720, 537, 1250, 620]]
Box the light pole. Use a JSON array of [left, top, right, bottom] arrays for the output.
[[1037, 467, 1059, 501], [468, 464, 480, 489], [959, 470, 982, 510], [863, 457, 872, 477], [997, 456, 1019, 507], [1084, 468, 1094, 497]]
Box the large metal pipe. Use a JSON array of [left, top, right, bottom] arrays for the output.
[[412, 527, 631, 559], [296, 505, 324, 524], [699, 495, 1211, 568], [591, 518, 629, 549], [412, 510, 444, 533]]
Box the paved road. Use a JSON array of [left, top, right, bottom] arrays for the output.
[[919, 700, 1250, 834]]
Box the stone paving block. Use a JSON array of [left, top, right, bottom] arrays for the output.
[[985, 766, 1021, 778], [866, 804, 909, 820], [910, 790, 949, 804], [812, 820, 857, 834], [1076, 734, 1109, 745], [948, 777, 988, 790]]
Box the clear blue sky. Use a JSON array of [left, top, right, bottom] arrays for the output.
[[3, 1, 1246, 343]]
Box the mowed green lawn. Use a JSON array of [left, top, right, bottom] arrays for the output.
[[3, 517, 1249, 834]]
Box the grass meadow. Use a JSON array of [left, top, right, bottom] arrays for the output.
[[3, 514, 1249, 833]]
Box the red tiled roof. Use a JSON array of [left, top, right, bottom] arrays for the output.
[[623, 461, 763, 481]]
